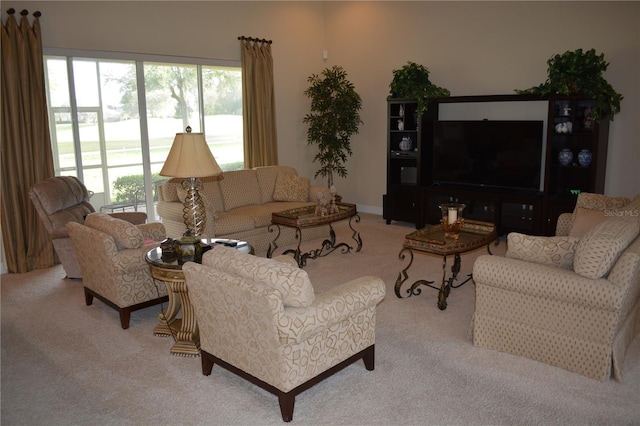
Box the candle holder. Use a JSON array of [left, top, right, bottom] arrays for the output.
[[439, 203, 466, 239]]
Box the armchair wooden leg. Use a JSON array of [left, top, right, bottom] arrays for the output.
[[278, 393, 295, 422], [362, 345, 375, 370], [119, 309, 131, 329], [84, 288, 94, 306], [201, 351, 215, 376]]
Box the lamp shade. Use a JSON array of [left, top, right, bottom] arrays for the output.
[[159, 129, 223, 178]]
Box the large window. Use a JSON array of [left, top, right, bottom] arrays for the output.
[[44, 52, 243, 220]]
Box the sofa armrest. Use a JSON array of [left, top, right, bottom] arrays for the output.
[[278, 276, 385, 344], [473, 254, 620, 311]]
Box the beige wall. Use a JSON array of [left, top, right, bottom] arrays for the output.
[[5, 1, 639, 214]]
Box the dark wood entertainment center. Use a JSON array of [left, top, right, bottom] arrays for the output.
[[383, 94, 609, 236]]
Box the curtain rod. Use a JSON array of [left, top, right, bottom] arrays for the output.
[[238, 36, 272, 45], [5, 9, 41, 17]]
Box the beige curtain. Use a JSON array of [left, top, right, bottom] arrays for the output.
[[1, 9, 55, 273], [239, 36, 278, 168]]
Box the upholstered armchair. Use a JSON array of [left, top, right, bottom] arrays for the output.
[[67, 213, 168, 329], [182, 246, 386, 422], [29, 176, 147, 278], [472, 193, 640, 381]]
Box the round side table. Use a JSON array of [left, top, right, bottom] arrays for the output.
[[145, 239, 253, 356]]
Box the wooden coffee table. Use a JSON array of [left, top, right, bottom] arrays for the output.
[[394, 220, 496, 310], [267, 202, 362, 267], [145, 238, 253, 356]]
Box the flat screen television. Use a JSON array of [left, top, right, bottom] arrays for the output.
[[432, 120, 544, 193]]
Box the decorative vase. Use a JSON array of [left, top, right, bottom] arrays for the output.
[[578, 149, 592, 167], [399, 136, 412, 151], [558, 148, 573, 166]]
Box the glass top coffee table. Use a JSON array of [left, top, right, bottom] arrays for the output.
[[394, 219, 496, 310], [267, 202, 362, 267]]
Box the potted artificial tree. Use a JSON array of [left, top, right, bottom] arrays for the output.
[[516, 48, 623, 121], [304, 66, 362, 189], [388, 61, 450, 118]]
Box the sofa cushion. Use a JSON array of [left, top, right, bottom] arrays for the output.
[[213, 211, 257, 235], [256, 165, 297, 204], [199, 177, 225, 212], [84, 212, 144, 250], [202, 245, 315, 307], [273, 173, 310, 202], [569, 207, 609, 238], [219, 169, 262, 210], [574, 217, 640, 279], [506, 233, 579, 269]]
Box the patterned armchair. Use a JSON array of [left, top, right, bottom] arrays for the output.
[[182, 246, 386, 422], [67, 213, 168, 329], [29, 176, 147, 278], [472, 193, 640, 381]]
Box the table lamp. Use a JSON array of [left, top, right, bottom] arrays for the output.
[[160, 126, 223, 241]]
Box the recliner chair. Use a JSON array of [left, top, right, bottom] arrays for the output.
[[29, 176, 146, 278]]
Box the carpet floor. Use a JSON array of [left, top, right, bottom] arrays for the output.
[[2, 213, 639, 425]]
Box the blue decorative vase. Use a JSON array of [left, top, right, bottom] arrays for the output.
[[399, 137, 413, 151], [578, 149, 592, 167], [558, 148, 573, 166]]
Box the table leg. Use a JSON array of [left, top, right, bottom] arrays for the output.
[[151, 274, 181, 337], [394, 248, 437, 298], [282, 227, 304, 266], [349, 214, 362, 252], [437, 255, 451, 310], [169, 280, 200, 357], [267, 224, 281, 259]]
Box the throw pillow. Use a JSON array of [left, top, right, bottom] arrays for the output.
[[273, 173, 310, 202], [506, 232, 579, 269], [84, 212, 144, 250], [573, 217, 640, 279], [569, 207, 609, 238], [219, 169, 262, 210]]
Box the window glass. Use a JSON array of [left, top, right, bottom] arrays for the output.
[[44, 53, 244, 222], [202, 66, 244, 171]]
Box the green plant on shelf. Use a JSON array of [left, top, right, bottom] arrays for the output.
[[516, 48, 622, 122], [388, 61, 450, 118]]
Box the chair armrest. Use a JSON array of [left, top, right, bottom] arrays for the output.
[[110, 211, 147, 225], [278, 276, 386, 344], [473, 254, 619, 311], [136, 223, 167, 241]]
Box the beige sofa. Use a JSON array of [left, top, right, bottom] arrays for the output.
[[157, 165, 331, 254], [472, 192, 640, 381], [183, 245, 386, 421]]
